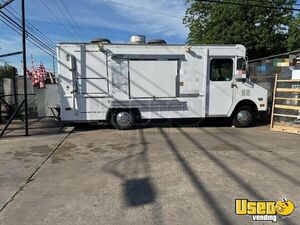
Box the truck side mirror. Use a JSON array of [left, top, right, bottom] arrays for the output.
[[236, 57, 247, 81], [237, 58, 246, 70]]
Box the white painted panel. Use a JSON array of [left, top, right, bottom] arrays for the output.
[[84, 51, 107, 78], [208, 81, 233, 116], [60, 96, 108, 121], [179, 51, 204, 96], [129, 60, 177, 98], [79, 79, 108, 94]]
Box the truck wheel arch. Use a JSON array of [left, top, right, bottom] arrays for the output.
[[231, 100, 258, 117]]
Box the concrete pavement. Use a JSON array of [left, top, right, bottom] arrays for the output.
[[0, 120, 299, 225]]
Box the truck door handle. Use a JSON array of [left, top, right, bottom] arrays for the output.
[[231, 83, 238, 88]]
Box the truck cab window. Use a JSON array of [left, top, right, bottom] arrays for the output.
[[210, 58, 233, 81]]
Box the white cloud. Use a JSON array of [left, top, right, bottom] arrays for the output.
[[26, 0, 188, 42], [1, 0, 188, 72], [85, 0, 188, 40]]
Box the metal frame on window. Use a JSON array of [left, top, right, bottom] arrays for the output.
[[209, 58, 234, 82]]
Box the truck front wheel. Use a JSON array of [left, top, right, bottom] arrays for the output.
[[232, 105, 254, 128], [111, 110, 135, 130]]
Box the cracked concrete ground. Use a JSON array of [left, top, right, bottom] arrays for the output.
[[0, 119, 299, 225], [0, 119, 72, 210]]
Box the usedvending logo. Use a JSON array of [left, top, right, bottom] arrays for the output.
[[235, 198, 295, 223]]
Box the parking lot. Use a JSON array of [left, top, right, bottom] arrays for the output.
[[0, 118, 299, 225]]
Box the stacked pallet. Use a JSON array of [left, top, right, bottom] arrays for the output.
[[271, 74, 300, 134]]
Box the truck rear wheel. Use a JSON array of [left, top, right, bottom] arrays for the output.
[[232, 105, 254, 128], [111, 110, 135, 130]]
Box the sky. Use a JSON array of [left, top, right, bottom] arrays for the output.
[[0, 0, 300, 74], [0, 0, 188, 73]]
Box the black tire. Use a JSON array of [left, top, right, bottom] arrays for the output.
[[232, 105, 254, 128], [111, 110, 134, 130]]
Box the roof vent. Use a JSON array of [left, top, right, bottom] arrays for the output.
[[91, 38, 111, 44], [147, 39, 167, 45], [129, 35, 146, 44]]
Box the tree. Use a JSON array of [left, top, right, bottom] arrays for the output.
[[0, 64, 17, 78], [287, 13, 300, 51], [184, 0, 299, 59]]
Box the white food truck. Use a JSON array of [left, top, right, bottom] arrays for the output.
[[57, 36, 268, 129]]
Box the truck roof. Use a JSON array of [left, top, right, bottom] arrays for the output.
[[57, 43, 246, 53], [57, 42, 244, 48]]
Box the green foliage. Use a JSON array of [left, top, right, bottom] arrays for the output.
[[287, 13, 300, 51], [184, 0, 299, 59], [0, 64, 17, 78]]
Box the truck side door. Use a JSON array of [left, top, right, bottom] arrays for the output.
[[207, 58, 234, 116]]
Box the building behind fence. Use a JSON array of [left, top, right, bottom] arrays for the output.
[[1, 75, 58, 123], [249, 51, 300, 104], [249, 50, 300, 131]]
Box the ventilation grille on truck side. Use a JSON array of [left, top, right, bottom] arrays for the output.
[[241, 90, 250, 97]]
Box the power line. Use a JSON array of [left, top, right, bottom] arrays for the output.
[[1, 3, 57, 74], [57, 0, 87, 40], [0, 14, 56, 58], [52, 0, 84, 41], [36, 0, 77, 40], [3, 6, 55, 51], [6, 5, 56, 46], [196, 0, 300, 11], [0, 15, 21, 34], [106, 0, 183, 20], [0, 16, 52, 57], [39, 0, 76, 39], [0, 0, 15, 10], [0, 11, 55, 54], [53, 0, 86, 41]]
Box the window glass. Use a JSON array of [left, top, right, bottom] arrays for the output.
[[237, 58, 246, 70], [210, 59, 233, 81]]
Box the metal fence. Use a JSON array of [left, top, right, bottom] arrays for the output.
[[249, 57, 296, 105], [249, 52, 300, 132], [0, 76, 37, 123]]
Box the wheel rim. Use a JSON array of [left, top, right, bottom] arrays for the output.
[[237, 110, 251, 125], [116, 112, 131, 126]]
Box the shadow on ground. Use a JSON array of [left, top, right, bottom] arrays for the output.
[[0, 118, 69, 139], [73, 118, 269, 132]]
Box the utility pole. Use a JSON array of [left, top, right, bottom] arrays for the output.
[[0, 0, 29, 138], [22, 0, 28, 136]]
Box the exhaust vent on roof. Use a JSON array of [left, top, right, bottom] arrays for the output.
[[147, 39, 167, 45], [91, 38, 111, 44], [129, 35, 146, 44]]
